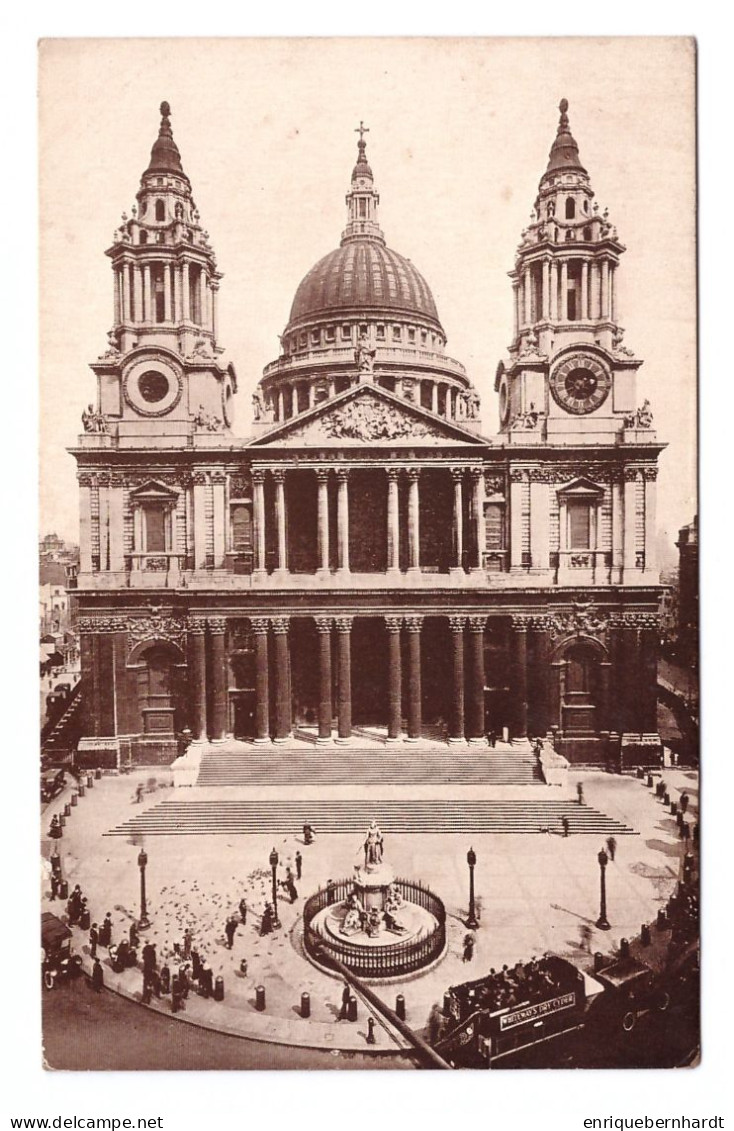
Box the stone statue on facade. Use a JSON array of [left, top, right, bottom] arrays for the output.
[[354, 333, 376, 375], [193, 404, 224, 432], [636, 399, 653, 428], [363, 819, 384, 868], [251, 388, 265, 422], [82, 404, 109, 434], [465, 388, 481, 419]]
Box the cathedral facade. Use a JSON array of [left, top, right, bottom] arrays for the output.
[[71, 100, 664, 770]]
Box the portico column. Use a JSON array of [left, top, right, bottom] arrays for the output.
[[208, 617, 228, 743], [467, 616, 487, 743], [251, 618, 271, 743], [470, 469, 485, 570], [431, 383, 439, 414], [272, 617, 292, 742], [623, 469, 638, 575], [253, 469, 267, 574], [188, 618, 208, 742], [451, 468, 464, 572], [273, 469, 287, 573], [336, 470, 350, 573], [549, 261, 559, 321], [315, 617, 333, 743], [385, 617, 403, 741], [316, 469, 330, 574], [448, 616, 466, 743], [559, 260, 568, 322], [386, 469, 401, 573], [512, 617, 529, 739], [335, 617, 353, 742], [407, 469, 421, 572], [405, 616, 423, 741]]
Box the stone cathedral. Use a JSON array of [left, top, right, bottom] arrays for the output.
[[72, 100, 663, 770]]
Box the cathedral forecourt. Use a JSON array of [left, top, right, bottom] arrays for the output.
[[71, 100, 664, 773]]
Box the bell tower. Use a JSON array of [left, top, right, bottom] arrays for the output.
[[88, 102, 237, 444], [495, 99, 649, 446]]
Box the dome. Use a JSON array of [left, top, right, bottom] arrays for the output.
[[286, 240, 443, 332]]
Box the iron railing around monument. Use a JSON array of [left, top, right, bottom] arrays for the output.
[[303, 876, 446, 980]]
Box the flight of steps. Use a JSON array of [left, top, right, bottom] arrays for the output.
[[105, 798, 636, 838], [195, 745, 543, 788]]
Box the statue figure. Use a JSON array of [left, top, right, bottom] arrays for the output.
[[81, 404, 95, 432], [402, 378, 416, 402], [354, 333, 376, 374], [363, 819, 384, 868], [365, 906, 383, 938], [466, 388, 480, 420], [636, 399, 653, 428], [191, 337, 213, 359], [252, 388, 265, 422], [82, 404, 109, 433], [622, 411, 637, 429], [524, 402, 539, 429]]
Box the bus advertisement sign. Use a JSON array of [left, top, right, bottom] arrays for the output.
[[499, 992, 576, 1031]]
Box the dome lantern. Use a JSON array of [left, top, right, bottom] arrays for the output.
[[341, 122, 385, 246]]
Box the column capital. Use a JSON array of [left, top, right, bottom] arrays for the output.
[[334, 616, 353, 633], [188, 617, 208, 635], [448, 615, 467, 632], [271, 467, 286, 484], [252, 467, 267, 484], [208, 616, 227, 635], [250, 616, 270, 635], [336, 468, 351, 483], [450, 466, 465, 482], [404, 615, 423, 633], [467, 615, 487, 633], [468, 466, 482, 483], [511, 614, 532, 631], [385, 466, 401, 482], [384, 615, 403, 634], [314, 616, 333, 634], [406, 467, 421, 482], [271, 616, 290, 635], [315, 468, 331, 483]]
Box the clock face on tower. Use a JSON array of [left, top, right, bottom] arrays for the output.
[[550, 354, 611, 415]]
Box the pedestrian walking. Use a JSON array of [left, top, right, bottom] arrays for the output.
[[134, 782, 144, 804], [295, 851, 303, 880], [561, 815, 570, 838], [579, 924, 593, 953], [142, 941, 156, 975], [303, 822, 314, 845], [337, 980, 351, 1021], [91, 957, 104, 993], [225, 916, 237, 949], [606, 836, 617, 862], [183, 928, 192, 959], [171, 974, 182, 1014], [89, 923, 98, 959], [488, 730, 497, 748], [576, 782, 585, 806], [680, 792, 690, 814], [260, 904, 274, 936], [285, 875, 298, 903], [462, 933, 475, 963], [239, 898, 248, 925], [129, 921, 139, 949], [200, 963, 213, 998], [99, 912, 113, 948]]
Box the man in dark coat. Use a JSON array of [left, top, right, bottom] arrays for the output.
[[91, 958, 104, 993], [337, 980, 351, 1021], [129, 921, 140, 949], [142, 941, 156, 976], [295, 851, 303, 881], [225, 916, 237, 949], [99, 912, 113, 948], [88, 922, 98, 959], [239, 898, 248, 925]]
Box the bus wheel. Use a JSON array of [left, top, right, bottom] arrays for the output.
[[622, 1011, 636, 1032], [657, 991, 671, 1012], [43, 970, 55, 991]]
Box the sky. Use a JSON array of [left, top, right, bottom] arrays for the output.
[[39, 38, 696, 561]]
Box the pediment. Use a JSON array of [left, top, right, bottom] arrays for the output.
[[128, 478, 180, 502], [557, 475, 604, 498], [250, 385, 485, 447]]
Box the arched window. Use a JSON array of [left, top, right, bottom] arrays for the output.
[[565, 197, 576, 219], [155, 199, 165, 222], [174, 202, 184, 219]]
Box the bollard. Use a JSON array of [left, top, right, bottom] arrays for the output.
[[663, 791, 670, 806], [80, 909, 90, 931], [239, 958, 248, 976], [160, 966, 170, 994], [641, 923, 651, 946], [676, 811, 684, 828], [620, 937, 630, 959], [656, 908, 667, 930], [670, 801, 677, 816], [78, 784, 85, 798], [214, 976, 224, 1002], [348, 995, 358, 1022], [682, 823, 690, 842], [64, 802, 71, 816], [58, 879, 68, 900], [636, 767, 644, 779], [647, 773, 654, 788], [94, 768, 102, 780], [301, 991, 310, 1018], [395, 994, 406, 1021], [255, 984, 266, 1011], [593, 951, 605, 973], [71, 793, 78, 807], [87, 774, 94, 789], [58, 814, 66, 827]]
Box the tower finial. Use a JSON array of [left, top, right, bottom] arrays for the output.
[[160, 101, 171, 119], [558, 98, 569, 131]]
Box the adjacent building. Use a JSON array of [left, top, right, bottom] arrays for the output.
[[71, 100, 664, 769]]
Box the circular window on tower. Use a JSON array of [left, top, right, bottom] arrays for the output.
[[123, 357, 183, 417], [138, 370, 170, 404]]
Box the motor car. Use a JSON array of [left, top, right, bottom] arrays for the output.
[[41, 912, 82, 990]]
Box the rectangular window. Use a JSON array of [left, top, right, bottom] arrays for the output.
[[393, 325, 401, 341], [376, 325, 385, 340], [311, 329, 320, 345], [485, 503, 505, 550], [231, 504, 252, 552], [408, 327, 416, 342], [341, 324, 351, 340], [568, 501, 591, 549], [358, 198, 367, 218], [325, 325, 335, 342], [145, 507, 166, 553]]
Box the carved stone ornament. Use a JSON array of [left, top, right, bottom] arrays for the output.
[[229, 475, 251, 498], [127, 612, 187, 654], [284, 394, 449, 444], [547, 602, 608, 641], [484, 474, 505, 495], [77, 616, 127, 635]]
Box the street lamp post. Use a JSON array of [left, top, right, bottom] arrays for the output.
[[466, 846, 479, 929], [596, 846, 611, 931], [269, 847, 281, 929], [137, 848, 151, 930]]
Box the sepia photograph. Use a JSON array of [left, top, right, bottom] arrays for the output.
[[37, 37, 698, 1076]]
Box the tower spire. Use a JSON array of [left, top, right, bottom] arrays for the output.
[[147, 100, 187, 180], [341, 124, 384, 245]]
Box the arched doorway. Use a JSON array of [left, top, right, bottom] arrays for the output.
[[135, 643, 181, 736], [557, 640, 602, 735]]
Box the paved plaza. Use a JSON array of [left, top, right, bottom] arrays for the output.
[[41, 754, 698, 1057]]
